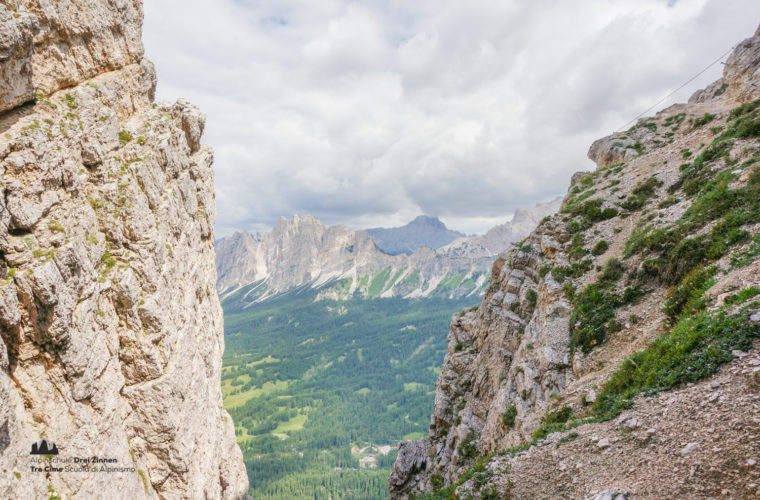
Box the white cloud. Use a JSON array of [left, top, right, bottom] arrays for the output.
[[143, 0, 760, 236]]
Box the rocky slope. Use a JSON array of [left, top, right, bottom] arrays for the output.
[[0, 1, 248, 498], [390, 24, 760, 500], [215, 201, 560, 303], [365, 216, 465, 255]]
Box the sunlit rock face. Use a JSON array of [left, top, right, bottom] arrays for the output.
[[0, 1, 249, 498]]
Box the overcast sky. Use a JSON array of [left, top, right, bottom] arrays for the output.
[[143, 0, 760, 236]]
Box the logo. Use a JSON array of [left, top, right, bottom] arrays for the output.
[[30, 439, 59, 455]]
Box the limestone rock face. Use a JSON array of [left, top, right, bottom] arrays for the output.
[[388, 438, 429, 496], [0, 4, 38, 112], [0, 1, 248, 499], [0, 0, 145, 110], [393, 219, 574, 492]]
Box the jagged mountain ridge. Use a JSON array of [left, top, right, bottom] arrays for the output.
[[390, 24, 760, 500], [215, 200, 561, 303], [0, 1, 248, 498], [216, 215, 492, 302], [365, 216, 466, 255]]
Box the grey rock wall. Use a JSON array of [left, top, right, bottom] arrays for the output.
[[0, 1, 249, 498]]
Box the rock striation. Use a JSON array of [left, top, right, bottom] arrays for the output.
[[0, 1, 248, 498], [391, 23, 760, 500]]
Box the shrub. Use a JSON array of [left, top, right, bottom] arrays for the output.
[[724, 286, 760, 305], [735, 117, 760, 138], [569, 244, 589, 261], [525, 288, 537, 306], [728, 99, 760, 120], [620, 176, 663, 211], [533, 406, 572, 440], [430, 473, 444, 491], [632, 176, 663, 197], [621, 286, 644, 305], [557, 431, 579, 445], [731, 234, 760, 269], [567, 220, 582, 234], [502, 404, 517, 428], [568, 259, 625, 353], [458, 430, 479, 460], [662, 266, 715, 323], [658, 195, 679, 208], [64, 92, 77, 109], [599, 258, 624, 282], [569, 284, 620, 353], [692, 112, 715, 128], [538, 264, 552, 278], [119, 129, 133, 145], [592, 240, 609, 256], [47, 220, 65, 233], [595, 310, 760, 420], [100, 251, 117, 271], [550, 259, 593, 283]]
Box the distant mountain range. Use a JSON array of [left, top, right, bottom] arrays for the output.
[[364, 216, 466, 255], [215, 197, 561, 303]]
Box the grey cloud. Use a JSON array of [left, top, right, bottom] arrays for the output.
[[143, 0, 760, 236]]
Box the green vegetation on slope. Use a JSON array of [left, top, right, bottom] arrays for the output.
[[595, 307, 760, 418], [222, 285, 478, 499]]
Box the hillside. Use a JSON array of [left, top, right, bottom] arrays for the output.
[[0, 1, 247, 498], [390, 24, 760, 500]]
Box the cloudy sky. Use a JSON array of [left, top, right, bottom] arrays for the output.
[[143, 0, 760, 236]]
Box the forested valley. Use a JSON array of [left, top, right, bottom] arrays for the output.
[[221, 282, 479, 499]]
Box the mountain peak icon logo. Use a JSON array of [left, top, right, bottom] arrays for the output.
[[30, 439, 59, 455]]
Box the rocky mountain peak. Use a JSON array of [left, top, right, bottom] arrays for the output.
[[365, 216, 465, 255], [409, 215, 448, 229]]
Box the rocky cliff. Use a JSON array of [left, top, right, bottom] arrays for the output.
[[215, 201, 560, 303], [0, 1, 248, 498], [390, 25, 760, 500]]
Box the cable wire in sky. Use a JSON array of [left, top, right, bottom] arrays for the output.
[[617, 45, 735, 132]]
